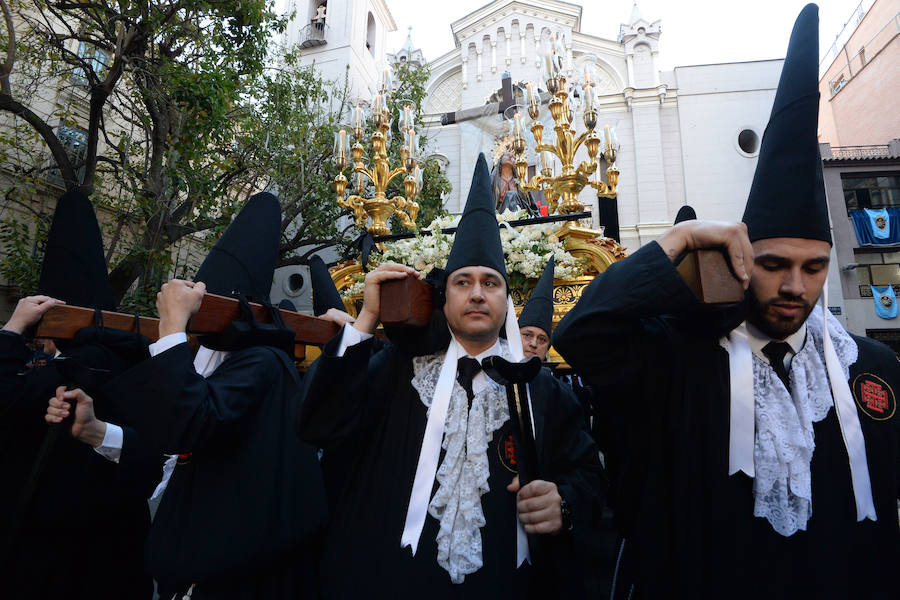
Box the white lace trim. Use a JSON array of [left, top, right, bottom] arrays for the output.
[[752, 309, 858, 535], [410, 341, 511, 584]]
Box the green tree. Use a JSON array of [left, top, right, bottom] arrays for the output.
[[0, 0, 286, 304], [232, 48, 359, 267]]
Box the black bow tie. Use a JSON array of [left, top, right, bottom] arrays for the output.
[[456, 357, 482, 401]]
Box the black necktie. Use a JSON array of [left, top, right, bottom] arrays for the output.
[[456, 357, 482, 402], [762, 341, 792, 393]]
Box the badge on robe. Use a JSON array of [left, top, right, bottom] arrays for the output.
[[870, 285, 898, 319], [497, 422, 518, 474], [852, 373, 897, 421], [864, 208, 890, 240]]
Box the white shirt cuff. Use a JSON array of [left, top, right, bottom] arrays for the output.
[[149, 332, 188, 357], [335, 324, 374, 357], [93, 423, 123, 463]]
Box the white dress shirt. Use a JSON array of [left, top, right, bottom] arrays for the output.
[[745, 321, 807, 372]]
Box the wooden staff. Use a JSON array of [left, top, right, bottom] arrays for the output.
[[33, 293, 342, 354]]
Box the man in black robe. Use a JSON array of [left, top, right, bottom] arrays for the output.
[[0, 191, 159, 599], [553, 5, 898, 598], [97, 193, 328, 599], [298, 154, 603, 599], [518, 257, 554, 363]]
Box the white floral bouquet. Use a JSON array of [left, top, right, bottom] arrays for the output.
[[340, 210, 587, 299]]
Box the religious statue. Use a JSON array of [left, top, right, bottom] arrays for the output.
[[491, 152, 541, 216], [312, 3, 327, 29]]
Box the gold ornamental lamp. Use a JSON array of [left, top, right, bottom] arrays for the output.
[[334, 70, 420, 237], [513, 36, 620, 215]]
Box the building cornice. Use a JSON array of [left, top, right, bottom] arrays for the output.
[[426, 47, 463, 84], [570, 31, 625, 57], [450, 0, 582, 48], [371, 0, 397, 32]]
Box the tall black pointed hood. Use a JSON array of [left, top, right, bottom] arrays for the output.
[[518, 256, 555, 336], [674, 205, 697, 224], [309, 255, 344, 316], [444, 153, 507, 283], [38, 191, 116, 311], [194, 192, 281, 302], [742, 3, 831, 245]]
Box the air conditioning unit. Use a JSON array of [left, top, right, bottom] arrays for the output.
[[271, 265, 313, 313]]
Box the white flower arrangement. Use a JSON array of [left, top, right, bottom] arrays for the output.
[[340, 210, 587, 299]]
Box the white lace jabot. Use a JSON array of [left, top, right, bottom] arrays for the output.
[[751, 308, 858, 535], [410, 340, 512, 583]]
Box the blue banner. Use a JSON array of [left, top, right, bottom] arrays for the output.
[[850, 208, 900, 245], [864, 208, 890, 239], [871, 285, 898, 319]]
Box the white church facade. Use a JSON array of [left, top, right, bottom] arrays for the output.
[[416, 0, 784, 250]]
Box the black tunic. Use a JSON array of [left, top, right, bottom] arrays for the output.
[[101, 342, 328, 599], [0, 332, 160, 600], [297, 331, 604, 599], [553, 242, 900, 600]]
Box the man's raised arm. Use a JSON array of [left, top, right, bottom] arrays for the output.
[[553, 221, 752, 388]]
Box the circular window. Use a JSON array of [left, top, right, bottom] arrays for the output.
[[737, 128, 760, 156], [283, 272, 304, 297]]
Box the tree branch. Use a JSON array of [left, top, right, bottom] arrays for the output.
[[0, 0, 15, 93], [0, 94, 77, 190]]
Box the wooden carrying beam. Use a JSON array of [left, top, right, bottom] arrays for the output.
[[379, 276, 434, 327], [33, 293, 341, 349], [676, 249, 746, 305]]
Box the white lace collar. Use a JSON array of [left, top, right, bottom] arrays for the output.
[[410, 340, 511, 583], [750, 308, 858, 535]]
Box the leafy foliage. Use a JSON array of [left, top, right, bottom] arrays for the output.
[[0, 210, 48, 296]]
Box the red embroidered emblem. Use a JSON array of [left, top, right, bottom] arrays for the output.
[[497, 423, 518, 473], [860, 380, 888, 413], [852, 373, 897, 421], [503, 435, 517, 467]]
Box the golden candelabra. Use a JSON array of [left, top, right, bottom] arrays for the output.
[[334, 71, 420, 237], [513, 36, 620, 215]]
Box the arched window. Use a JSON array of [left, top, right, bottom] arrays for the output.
[[366, 12, 376, 57]]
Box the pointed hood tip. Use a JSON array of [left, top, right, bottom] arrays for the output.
[[38, 191, 116, 311], [742, 2, 830, 245], [444, 154, 507, 283], [518, 256, 555, 336], [194, 192, 282, 302], [309, 254, 345, 316], [674, 205, 697, 225]]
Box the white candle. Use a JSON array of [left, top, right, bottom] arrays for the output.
[[526, 81, 538, 107]]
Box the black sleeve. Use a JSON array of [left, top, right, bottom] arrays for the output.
[[535, 374, 607, 596], [542, 376, 606, 529], [0, 331, 31, 420], [101, 343, 278, 454], [296, 325, 395, 451], [551, 241, 699, 389], [118, 426, 167, 500]]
